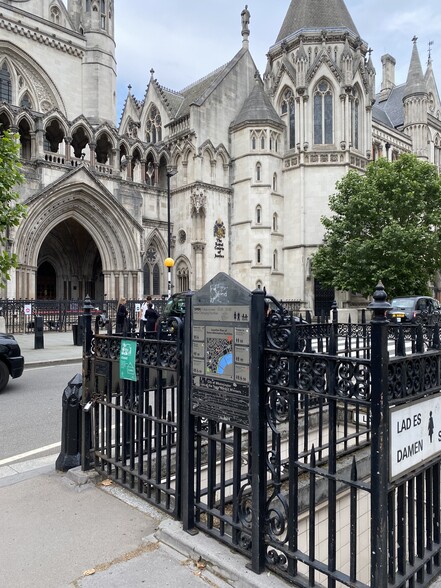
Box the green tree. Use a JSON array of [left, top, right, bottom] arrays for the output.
[[0, 130, 26, 285], [312, 153, 441, 299]]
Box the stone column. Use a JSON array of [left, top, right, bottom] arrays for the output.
[[192, 242, 205, 290]]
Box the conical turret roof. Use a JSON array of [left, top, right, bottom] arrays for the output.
[[276, 0, 359, 43], [232, 75, 283, 129], [404, 39, 427, 97]]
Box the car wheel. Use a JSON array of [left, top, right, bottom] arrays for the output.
[[0, 361, 9, 392]]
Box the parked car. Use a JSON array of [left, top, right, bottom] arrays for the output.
[[386, 296, 441, 325], [0, 333, 24, 392]]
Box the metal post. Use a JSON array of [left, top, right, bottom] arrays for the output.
[[55, 373, 82, 472], [249, 287, 267, 573], [368, 282, 391, 586], [34, 315, 44, 349], [181, 292, 195, 530], [81, 294, 94, 471], [166, 169, 177, 298]]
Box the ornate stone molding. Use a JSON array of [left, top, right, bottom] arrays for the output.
[[0, 18, 84, 58], [190, 189, 206, 215]]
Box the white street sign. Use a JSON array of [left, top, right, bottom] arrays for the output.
[[390, 394, 441, 481]]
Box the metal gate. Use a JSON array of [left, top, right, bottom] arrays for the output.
[[82, 322, 183, 517]]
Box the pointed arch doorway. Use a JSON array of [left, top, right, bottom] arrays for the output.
[[36, 218, 104, 300]]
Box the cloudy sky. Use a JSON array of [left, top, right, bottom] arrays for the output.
[[113, 0, 441, 120]]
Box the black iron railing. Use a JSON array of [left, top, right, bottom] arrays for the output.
[[78, 287, 441, 588]]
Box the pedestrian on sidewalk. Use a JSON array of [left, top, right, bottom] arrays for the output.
[[139, 295, 155, 337], [116, 296, 128, 334], [144, 303, 159, 337]]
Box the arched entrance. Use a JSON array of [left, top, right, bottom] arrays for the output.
[[13, 168, 143, 301], [36, 218, 104, 300]]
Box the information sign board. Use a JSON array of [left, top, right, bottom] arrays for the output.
[[119, 339, 137, 381], [390, 393, 441, 480], [191, 273, 251, 429]]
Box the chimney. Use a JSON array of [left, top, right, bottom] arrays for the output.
[[378, 54, 396, 102]]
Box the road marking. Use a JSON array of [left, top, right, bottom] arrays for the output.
[[0, 442, 61, 466]]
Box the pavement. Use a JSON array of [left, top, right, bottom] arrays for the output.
[[0, 331, 287, 588], [2, 330, 441, 588]]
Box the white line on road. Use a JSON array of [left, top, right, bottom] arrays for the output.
[[0, 442, 61, 466]]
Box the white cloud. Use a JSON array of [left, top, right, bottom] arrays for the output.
[[113, 1, 441, 119]]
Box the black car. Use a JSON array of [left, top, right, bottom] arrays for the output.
[[386, 296, 441, 325], [0, 333, 24, 391]]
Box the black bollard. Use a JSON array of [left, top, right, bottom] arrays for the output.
[[34, 316, 44, 349], [55, 373, 82, 472]]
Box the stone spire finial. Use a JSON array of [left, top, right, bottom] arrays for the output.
[[241, 5, 250, 47]]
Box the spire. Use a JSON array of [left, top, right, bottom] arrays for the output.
[[404, 37, 427, 97], [276, 0, 359, 44]]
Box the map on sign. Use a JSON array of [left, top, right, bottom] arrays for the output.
[[206, 327, 234, 379]]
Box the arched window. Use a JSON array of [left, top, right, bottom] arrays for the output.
[[272, 173, 277, 192], [152, 264, 160, 295], [251, 133, 257, 150], [20, 92, 32, 109], [260, 133, 265, 149], [256, 162, 261, 182], [272, 213, 278, 232], [281, 88, 295, 149], [273, 250, 278, 271], [146, 105, 162, 144], [19, 119, 31, 160], [435, 136, 441, 169], [176, 262, 190, 292], [51, 6, 61, 24], [143, 246, 161, 296], [351, 88, 360, 150], [256, 245, 262, 265], [314, 80, 333, 145], [0, 62, 12, 104], [256, 205, 261, 224], [101, 0, 106, 29]]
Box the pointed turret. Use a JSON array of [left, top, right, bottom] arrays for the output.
[[404, 37, 426, 98], [276, 0, 359, 44], [295, 39, 308, 89], [232, 74, 283, 129], [403, 38, 428, 159]]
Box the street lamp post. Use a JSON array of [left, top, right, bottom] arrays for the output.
[[165, 169, 178, 298]]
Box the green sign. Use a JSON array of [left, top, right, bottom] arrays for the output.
[[120, 339, 137, 381]]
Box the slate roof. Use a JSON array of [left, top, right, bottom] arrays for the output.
[[276, 0, 359, 44], [373, 84, 406, 129], [232, 77, 283, 129], [168, 49, 248, 121]]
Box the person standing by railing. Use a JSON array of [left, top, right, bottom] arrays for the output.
[[115, 296, 128, 334]]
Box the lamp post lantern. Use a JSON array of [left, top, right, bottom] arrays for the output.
[[166, 169, 178, 298]]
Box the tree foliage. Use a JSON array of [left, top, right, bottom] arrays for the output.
[[312, 153, 441, 299], [0, 131, 26, 285]]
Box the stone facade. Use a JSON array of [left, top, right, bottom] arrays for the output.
[[0, 0, 440, 313]]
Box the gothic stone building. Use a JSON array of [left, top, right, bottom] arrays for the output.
[[0, 0, 440, 312]]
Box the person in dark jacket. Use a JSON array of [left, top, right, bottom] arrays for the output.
[[116, 296, 128, 334], [144, 302, 159, 335]]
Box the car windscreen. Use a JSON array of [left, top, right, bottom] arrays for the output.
[[390, 298, 415, 310]]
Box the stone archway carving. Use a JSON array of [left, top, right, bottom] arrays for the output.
[[14, 176, 142, 299]]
